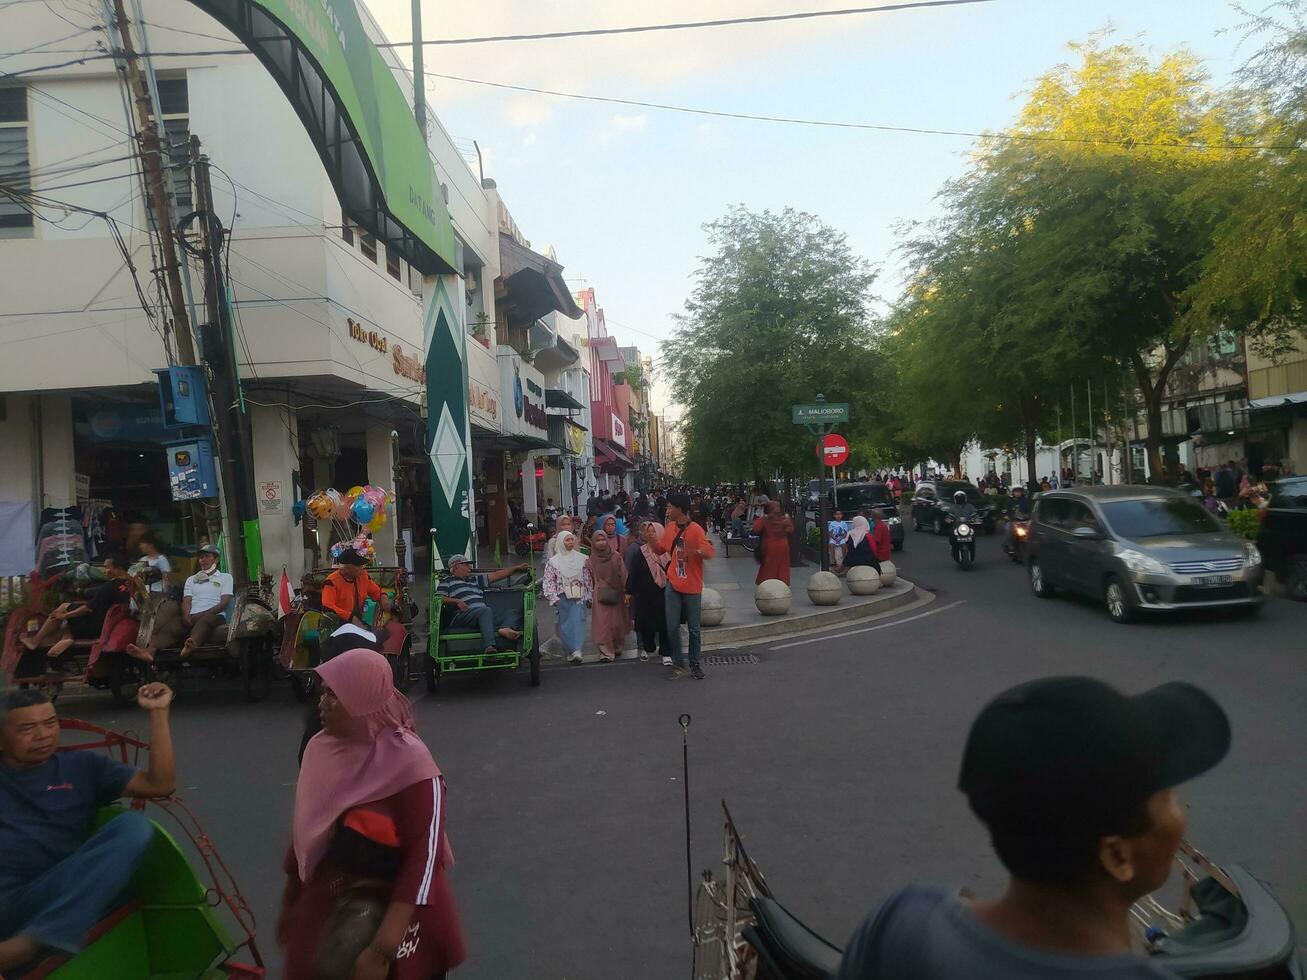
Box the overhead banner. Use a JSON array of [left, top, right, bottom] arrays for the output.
[[191, 0, 458, 274]]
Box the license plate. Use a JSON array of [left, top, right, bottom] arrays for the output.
[[1191, 574, 1233, 587]]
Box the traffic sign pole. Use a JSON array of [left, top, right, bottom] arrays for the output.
[[794, 395, 851, 573]]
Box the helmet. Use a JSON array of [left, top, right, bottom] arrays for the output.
[[954, 491, 967, 504]]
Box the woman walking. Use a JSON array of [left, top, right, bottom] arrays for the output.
[[751, 501, 794, 585], [543, 531, 590, 664], [625, 522, 671, 664], [601, 514, 624, 554], [586, 530, 628, 662], [842, 515, 882, 574], [280, 649, 465, 980]]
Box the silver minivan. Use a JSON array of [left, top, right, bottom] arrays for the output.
[[1027, 486, 1264, 623]]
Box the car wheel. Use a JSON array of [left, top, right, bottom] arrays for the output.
[[1029, 559, 1054, 598], [1285, 561, 1307, 602], [1104, 575, 1134, 624]]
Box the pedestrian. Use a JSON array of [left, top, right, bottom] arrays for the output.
[[578, 514, 597, 549], [654, 489, 668, 526], [836, 676, 1230, 980], [585, 530, 628, 662], [752, 501, 794, 585], [652, 492, 715, 680], [842, 516, 881, 574], [868, 508, 893, 563], [280, 649, 465, 980], [828, 509, 850, 570], [601, 513, 624, 553], [625, 522, 671, 664], [543, 531, 589, 664], [730, 496, 748, 539], [544, 514, 575, 562], [748, 483, 770, 522]]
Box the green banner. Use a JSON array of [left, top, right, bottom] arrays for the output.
[[424, 275, 472, 568], [192, 0, 458, 273]]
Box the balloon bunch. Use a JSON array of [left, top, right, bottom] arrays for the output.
[[302, 485, 396, 565]]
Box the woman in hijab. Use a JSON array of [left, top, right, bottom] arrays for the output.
[[601, 514, 624, 554], [542, 514, 575, 571], [585, 530, 628, 662], [280, 649, 466, 980], [842, 514, 882, 574], [751, 500, 794, 585], [543, 531, 590, 664], [625, 521, 670, 664], [578, 514, 597, 550]]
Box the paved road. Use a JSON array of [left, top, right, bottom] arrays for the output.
[[67, 522, 1307, 978]]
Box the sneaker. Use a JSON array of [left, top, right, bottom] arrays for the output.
[[661, 656, 673, 667], [568, 651, 583, 664], [691, 665, 706, 680], [666, 666, 687, 680], [639, 650, 650, 661]]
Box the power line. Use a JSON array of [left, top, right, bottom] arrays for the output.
[[426, 71, 1302, 153], [374, 0, 995, 48]]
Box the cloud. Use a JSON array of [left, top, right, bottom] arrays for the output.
[[594, 112, 648, 144]]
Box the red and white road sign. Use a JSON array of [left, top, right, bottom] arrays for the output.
[[819, 433, 849, 468]]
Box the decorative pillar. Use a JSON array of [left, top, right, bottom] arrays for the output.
[[423, 271, 473, 570], [250, 403, 305, 582], [366, 425, 399, 565]]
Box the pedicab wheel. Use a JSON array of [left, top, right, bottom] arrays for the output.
[[392, 637, 413, 693], [424, 652, 441, 693], [110, 655, 145, 707], [290, 671, 315, 703], [241, 637, 271, 703]]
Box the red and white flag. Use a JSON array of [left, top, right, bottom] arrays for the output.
[[278, 570, 295, 618]]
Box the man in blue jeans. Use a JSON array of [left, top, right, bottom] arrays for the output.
[[0, 683, 177, 972], [436, 555, 529, 654], [653, 492, 716, 680]]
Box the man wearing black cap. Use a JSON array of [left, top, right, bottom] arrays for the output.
[[837, 676, 1231, 979]]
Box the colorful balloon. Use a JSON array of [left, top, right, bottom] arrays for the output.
[[351, 499, 375, 523], [332, 496, 352, 520], [367, 512, 386, 532], [347, 485, 365, 501]]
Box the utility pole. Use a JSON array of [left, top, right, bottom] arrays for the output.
[[411, 0, 427, 139], [191, 137, 262, 586], [109, 0, 194, 364]]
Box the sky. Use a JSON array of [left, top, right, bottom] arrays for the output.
[[363, 0, 1257, 416]]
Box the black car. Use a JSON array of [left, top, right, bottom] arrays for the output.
[[1255, 476, 1307, 600], [833, 482, 904, 551], [911, 480, 994, 535]]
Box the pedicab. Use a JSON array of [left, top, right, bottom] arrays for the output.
[[25, 719, 264, 979], [424, 536, 540, 692], [0, 567, 276, 707], [277, 565, 416, 701]]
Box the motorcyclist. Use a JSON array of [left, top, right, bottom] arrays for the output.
[[947, 490, 977, 525], [1002, 486, 1031, 557]]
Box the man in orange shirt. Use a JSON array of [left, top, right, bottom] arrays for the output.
[[652, 491, 715, 680], [320, 550, 390, 660]]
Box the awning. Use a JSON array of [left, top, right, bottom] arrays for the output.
[[472, 432, 553, 453], [596, 438, 633, 469], [534, 334, 580, 373], [1248, 391, 1307, 410], [589, 335, 625, 364], [545, 388, 585, 411], [498, 234, 583, 322]]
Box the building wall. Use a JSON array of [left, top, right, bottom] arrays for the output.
[[1247, 339, 1307, 400]]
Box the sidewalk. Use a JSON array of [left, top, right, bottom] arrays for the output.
[[536, 545, 922, 665]]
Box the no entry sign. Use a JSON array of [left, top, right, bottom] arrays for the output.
[[819, 433, 849, 468]]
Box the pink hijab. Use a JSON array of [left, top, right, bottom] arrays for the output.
[[641, 522, 669, 588], [848, 515, 871, 547], [293, 648, 445, 880]]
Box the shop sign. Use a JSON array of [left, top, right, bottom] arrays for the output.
[[259, 480, 283, 513], [392, 345, 426, 384], [611, 414, 626, 444], [564, 422, 587, 456], [348, 317, 388, 353], [522, 396, 548, 431], [469, 378, 498, 424]]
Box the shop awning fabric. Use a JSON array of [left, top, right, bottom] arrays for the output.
[[1248, 391, 1307, 410], [596, 438, 633, 469], [498, 234, 583, 323], [545, 388, 585, 411]]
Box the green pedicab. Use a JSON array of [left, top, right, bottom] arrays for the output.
[[424, 546, 540, 692], [28, 721, 263, 979]]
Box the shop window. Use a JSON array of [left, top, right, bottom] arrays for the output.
[[409, 264, 423, 294], [360, 231, 377, 263], [157, 77, 191, 211], [341, 218, 354, 245], [0, 86, 33, 239], [386, 248, 401, 281]]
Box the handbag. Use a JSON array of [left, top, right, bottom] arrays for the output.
[[598, 586, 622, 605]]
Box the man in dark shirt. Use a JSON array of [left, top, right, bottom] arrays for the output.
[[435, 555, 528, 653], [20, 555, 133, 662], [837, 677, 1231, 979], [0, 683, 177, 971]]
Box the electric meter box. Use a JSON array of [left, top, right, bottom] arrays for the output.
[[154, 366, 210, 427], [165, 438, 218, 501]]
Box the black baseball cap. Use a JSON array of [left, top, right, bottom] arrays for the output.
[[959, 676, 1230, 839], [337, 549, 368, 567]]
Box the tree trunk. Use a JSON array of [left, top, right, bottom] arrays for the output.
[[1130, 331, 1191, 486], [1025, 432, 1038, 489]]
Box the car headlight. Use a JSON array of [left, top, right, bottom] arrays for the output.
[[1243, 542, 1262, 567], [956, 523, 972, 537], [1117, 548, 1168, 576]]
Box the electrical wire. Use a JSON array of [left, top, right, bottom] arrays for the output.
[[373, 0, 995, 47], [0, 29, 98, 60]]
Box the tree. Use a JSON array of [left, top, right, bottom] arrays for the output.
[[665, 207, 879, 484]]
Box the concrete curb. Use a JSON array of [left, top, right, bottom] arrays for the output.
[[700, 578, 923, 649]]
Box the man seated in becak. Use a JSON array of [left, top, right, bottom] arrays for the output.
[[0, 683, 177, 972], [319, 549, 392, 661], [20, 554, 133, 664]]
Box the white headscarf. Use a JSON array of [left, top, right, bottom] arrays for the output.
[[848, 515, 871, 547], [548, 531, 587, 581]]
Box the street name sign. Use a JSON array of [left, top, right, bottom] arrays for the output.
[[792, 402, 849, 425]]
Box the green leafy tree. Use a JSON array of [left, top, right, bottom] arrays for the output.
[[665, 207, 879, 483]]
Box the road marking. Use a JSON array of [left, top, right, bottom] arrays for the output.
[[768, 600, 967, 650]]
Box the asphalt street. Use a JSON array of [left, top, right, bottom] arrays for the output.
[[65, 522, 1307, 979]]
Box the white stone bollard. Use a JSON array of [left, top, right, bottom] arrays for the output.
[[701, 587, 725, 627], [846, 565, 882, 595], [754, 579, 792, 616], [879, 560, 898, 588], [806, 570, 842, 606]]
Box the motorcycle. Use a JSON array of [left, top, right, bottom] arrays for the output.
[[693, 803, 1303, 980], [948, 514, 978, 570], [1004, 518, 1030, 565]]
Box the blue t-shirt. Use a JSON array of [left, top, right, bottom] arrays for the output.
[[837, 885, 1179, 980], [0, 752, 137, 895]]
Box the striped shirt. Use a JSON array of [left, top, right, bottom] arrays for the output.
[[435, 573, 490, 611]]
